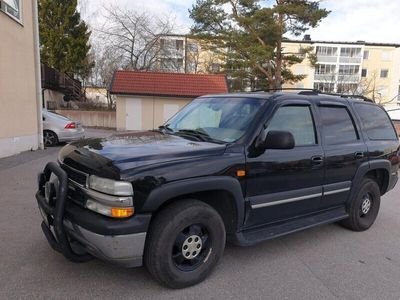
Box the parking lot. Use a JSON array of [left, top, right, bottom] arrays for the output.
[[0, 128, 399, 299]]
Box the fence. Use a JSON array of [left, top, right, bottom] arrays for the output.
[[55, 110, 116, 128]]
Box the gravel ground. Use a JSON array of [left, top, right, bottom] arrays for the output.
[[0, 128, 399, 299]]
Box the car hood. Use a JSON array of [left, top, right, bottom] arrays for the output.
[[59, 131, 227, 179]]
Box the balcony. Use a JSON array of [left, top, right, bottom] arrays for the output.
[[339, 56, 362, 64], [41, 64, 82, 101], [314, 73, 336, 81], [337, 74, 360, 82], [316, 55, 337, 63]]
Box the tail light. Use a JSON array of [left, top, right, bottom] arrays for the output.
[[64, 122, 76, 129]]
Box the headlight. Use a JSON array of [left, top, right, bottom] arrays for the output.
[[88, 175, 133, 196], [86, 199, 134, 218]]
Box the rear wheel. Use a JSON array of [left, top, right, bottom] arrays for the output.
[[43, 130, 59, 147], [144, 199, 226, 288], [340, 178, 381, 231]]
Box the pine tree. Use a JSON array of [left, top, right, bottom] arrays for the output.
[[38, 0, 92, 78], [189, 0, 329, 90]]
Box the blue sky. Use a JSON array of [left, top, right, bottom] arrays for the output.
[[79, 0, 400, 43]]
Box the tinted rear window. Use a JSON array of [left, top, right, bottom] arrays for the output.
[[354, 103, 397, 140], [320, 106, 358, 145]]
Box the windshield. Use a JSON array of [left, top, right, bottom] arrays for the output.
[[165, 97, 263, 143]]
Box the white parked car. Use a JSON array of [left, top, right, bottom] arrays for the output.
[[42, 109, 85, 146]]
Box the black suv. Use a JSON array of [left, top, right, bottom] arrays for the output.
[[36, 91, 399, 288]]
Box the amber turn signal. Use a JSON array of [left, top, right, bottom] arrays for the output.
[[111, 207, 134, 218], [236, 170, 246, 177]]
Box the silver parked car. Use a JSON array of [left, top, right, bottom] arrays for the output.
[[42, 109, 85, 146]]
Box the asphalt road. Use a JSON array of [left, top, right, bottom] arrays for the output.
[[1, 129, 400, 299]]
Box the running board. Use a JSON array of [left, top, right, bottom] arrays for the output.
[[231, 207, 348, 246]]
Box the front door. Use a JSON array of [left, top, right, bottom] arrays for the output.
[[245, 102, 324, 228]]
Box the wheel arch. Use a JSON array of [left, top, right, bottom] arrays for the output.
[[348, 160, 391, 208], [141, 176, 245, 234]]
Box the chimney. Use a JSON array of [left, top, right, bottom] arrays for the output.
[[303, 34, 311, 41]]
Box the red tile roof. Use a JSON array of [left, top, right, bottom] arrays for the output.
[[109, 71, 228, 98]]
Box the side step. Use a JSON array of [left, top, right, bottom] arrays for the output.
[[232, 206, 348, 246]]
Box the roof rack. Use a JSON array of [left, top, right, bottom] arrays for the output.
[[253, 88, 375, 103]]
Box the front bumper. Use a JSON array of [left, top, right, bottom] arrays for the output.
[[36, 162, 150, 267]]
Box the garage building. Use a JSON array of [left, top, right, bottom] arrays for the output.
[[109, 71, 228, 131]]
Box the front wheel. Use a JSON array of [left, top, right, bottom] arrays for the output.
[[339, 178, 381, 231], [144, 199, 226, 288]]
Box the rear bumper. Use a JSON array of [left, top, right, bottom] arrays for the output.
[[58, 128, 85, 142], [36, 162, 151, 268]]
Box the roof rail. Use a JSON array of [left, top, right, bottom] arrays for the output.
[[253, 88, 375, 103], [253, 88, 320, 93]]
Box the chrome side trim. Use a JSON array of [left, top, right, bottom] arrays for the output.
[[324, 187, 351, 196], [251, 186, 352, 209], [251, 192, 322, 209]]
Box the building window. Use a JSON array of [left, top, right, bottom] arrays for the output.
[[337, 83, 358, 94], [176, 40, 184, 51], [381, 51, 391, 61], [316, 46, 337, 56], [313, 82, 334, 93], [363, 50, 369, 59], [160, 39, 166, 49], [0, 0, 21, 21], [340, 47, 362, 57], [361, 69, 367, 77], [380, 69, 389, 78], [338, 65, 360, 75], [315, 64, 335, 74]]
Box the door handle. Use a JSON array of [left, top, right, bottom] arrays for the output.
[[354, 151, 364, 159], [311, 155, 323, 164]]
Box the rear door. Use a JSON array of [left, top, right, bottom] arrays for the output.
[[318, 102, 368, 209]]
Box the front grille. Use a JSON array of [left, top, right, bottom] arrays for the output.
[[61, 164, 88, 186]]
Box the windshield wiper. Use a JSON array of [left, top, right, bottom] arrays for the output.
[[177, 129, 224, 144]]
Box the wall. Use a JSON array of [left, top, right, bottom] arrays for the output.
[[362, 46, 400, 105], [56, 110, 116, 128], [115, 95, 192, 131], [0, 0, 41, 158], [43, 89, 65, 109], [85, 87, 108, 105]]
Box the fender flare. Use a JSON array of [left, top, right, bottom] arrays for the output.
[[347, 159, 391, 206], [141, 176, 245, 230]]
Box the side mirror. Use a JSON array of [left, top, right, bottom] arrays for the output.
[[262, 130, 295, 150]]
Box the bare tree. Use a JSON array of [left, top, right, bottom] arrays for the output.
[[87, 45, 121, 108], [96, 5, 174, 71]]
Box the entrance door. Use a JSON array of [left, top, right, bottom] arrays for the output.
[[126, 98, 142, 130]]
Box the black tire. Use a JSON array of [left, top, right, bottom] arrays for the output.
[[43, 130, 59, 146], [144, 199, 226, 289], [340, 178, 381, 231]]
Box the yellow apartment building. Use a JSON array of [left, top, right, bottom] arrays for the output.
[[283, 39, 400, 109], [0, 0, 43, 158], [157, 34, 223, 74]]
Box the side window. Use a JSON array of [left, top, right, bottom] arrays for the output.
[[354, 103, 397, 140], [319, 106, 358, 145], [266, 105, 317, 146]]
